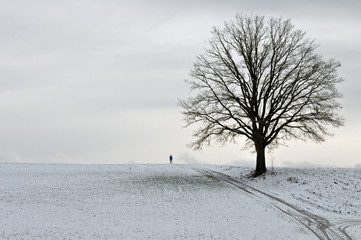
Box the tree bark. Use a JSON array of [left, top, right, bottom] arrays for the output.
[[254, 143, 267, 177]]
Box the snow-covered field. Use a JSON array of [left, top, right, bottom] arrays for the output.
[[0, 164, 360, 239]]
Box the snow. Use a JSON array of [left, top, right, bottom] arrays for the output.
[[214, 166, 361, 218], [0, 163, 360, 239], [211, 165, 361, 239]]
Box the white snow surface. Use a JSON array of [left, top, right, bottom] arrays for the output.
[[0, 163, 360, 239]]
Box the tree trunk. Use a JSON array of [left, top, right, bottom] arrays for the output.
[[254, 143, 267, 177]]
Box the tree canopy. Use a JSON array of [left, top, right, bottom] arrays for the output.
[[180, 14, 344, 176]]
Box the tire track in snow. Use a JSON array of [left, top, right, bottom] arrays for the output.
[[195, 168, 361, 240]]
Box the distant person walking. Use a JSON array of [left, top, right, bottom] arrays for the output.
[[169, 154, 173, 164]]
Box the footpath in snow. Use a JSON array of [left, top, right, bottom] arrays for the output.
[[0, 163, 360, 239]]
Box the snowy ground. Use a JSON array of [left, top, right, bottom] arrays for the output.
[[0, 164, 360, 239]]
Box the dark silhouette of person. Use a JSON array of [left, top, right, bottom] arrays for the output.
[[169, 154, 173, 164]]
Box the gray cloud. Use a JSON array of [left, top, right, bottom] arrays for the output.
[[177, 152, 202, 164], [0, 150, 23, 163], [0, 0, 360, 167]]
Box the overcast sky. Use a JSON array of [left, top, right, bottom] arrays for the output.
[[1, 0, 360, 168]]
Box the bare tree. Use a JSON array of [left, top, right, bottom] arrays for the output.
[[180, 14, 344, 177]]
